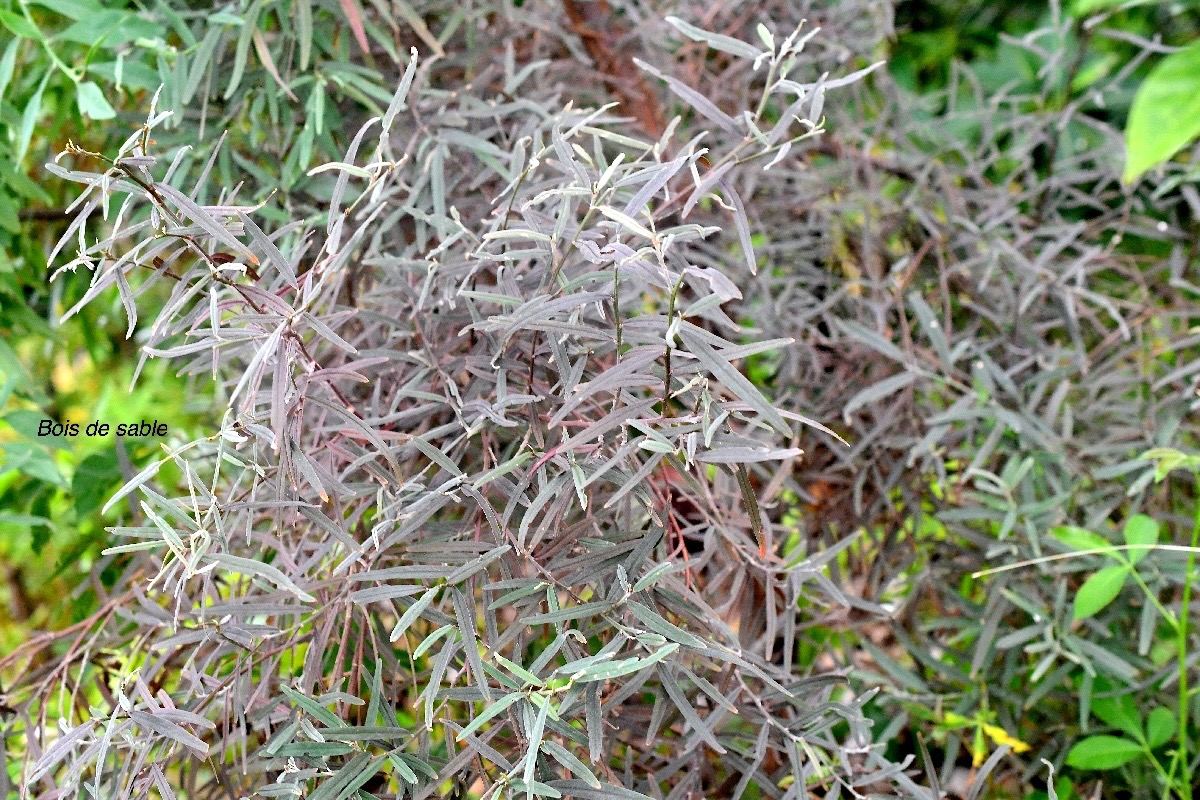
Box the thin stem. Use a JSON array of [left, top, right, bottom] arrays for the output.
[[752, 58, 779, 124], [1172, 472, 1200, 797], [1129, 568, 1179, 633], [19, 1, 80, 83], [662, 275, 684, 417]]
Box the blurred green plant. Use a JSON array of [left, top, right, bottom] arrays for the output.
[[1069, 0, 1200, 181], [1122, 39, 1200, 182]]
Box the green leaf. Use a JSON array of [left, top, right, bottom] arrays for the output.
[[1137, 443, 1195, 482], [1139, 447, 1200, 481], [523, 696, 550, 793], [388, 587, 437, 642], [1052, 526, 1110, 553], [542, 741, 602, 788], [307, 752, 385, 800], [3, 442, 68, 487], [16, 71, 50, 164], [76, 81, 116, 120], [1124, 41, 1200, 183], [495, 654, 543, 687], [1073, 0, 1168, 14], [411, 624, 454, 659], [456, 691, 521, 741], [4, 411, 71, 449], [29, 0, 103, 19], [56, 11, 160, 46], [1073, 564, 1130, 620], [1065, 735, 1143, 770], [388, 753, 418, 784], [1145, 707, 1176, 749], [0, 512, 51, 526], [73, 449, 120, 517], [0, 10, 41, 40], [627, 602, 707, 648], [524, 600, 614, 626], [29, 492, 52, 554], [633, 562, 675, 592], [279, 685, 343, 728], [273, 742, 354, 757], [676, 323, 791, 437], [0, 38, 19, 99], [1091, 695, 1142, 741], [1122, 514, 1158, 565]]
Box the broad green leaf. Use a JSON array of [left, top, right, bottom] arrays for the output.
[[1073, 565, 1129, 620], [1091, 695, 1142, 741], [3, 442, 68, 487], [4, 410, 71, 449], [1124, 41, 1200, 183], [1145, 707, 1176, 749], [1065, 735, 1143, 770], [56, 10, 160, 46], [1122, 514, 1158, 565], [73, 449, 120, 517], [76, 81, 116, 120], [1052, 526, 1111, 553]]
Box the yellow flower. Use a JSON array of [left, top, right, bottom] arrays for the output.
[[982, 723, 1031, 754]]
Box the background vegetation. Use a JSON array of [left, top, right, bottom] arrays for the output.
[[3, 0, 1200, 797]]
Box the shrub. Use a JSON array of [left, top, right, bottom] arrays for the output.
[[7, 17, 927, 799]]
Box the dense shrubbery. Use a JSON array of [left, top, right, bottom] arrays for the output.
[[4, 0, 1200, 798]]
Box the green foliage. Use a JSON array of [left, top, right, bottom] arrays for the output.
[[1052, 514, 1160, 620], [1066, 735, 1143, 769], [1124, 40, 1200, 181]]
